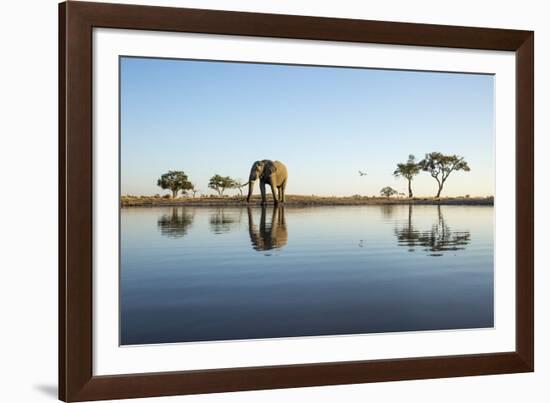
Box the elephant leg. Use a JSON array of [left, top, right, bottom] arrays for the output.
[[260, 181, 267, 204], [281, 180, 286, 203], [277, 186, 282, 202], [269, 183, 278, 204]]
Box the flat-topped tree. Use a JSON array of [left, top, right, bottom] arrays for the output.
[[380, 186, 398, 198], [393, 154, 421, 198], [234, 179, 248, 197], [419, 152, 470, 198], [208, 175, 237, 196], [157, 171, 193, 198], [189, 183, 199, 198]]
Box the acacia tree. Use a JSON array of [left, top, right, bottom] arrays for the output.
[[419, 152, 471, 197], [380, 186, 398, 198], [189, 183, 199, 198], [208, 175, 237, 196], [393, 154, 421, 198], [157, 171, 193, 198], [234, 179, 248, 197]]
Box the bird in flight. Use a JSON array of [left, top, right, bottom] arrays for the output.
[[358, 170, 368, 176]]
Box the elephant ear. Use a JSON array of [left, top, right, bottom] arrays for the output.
[[264, 161, 276, 175]]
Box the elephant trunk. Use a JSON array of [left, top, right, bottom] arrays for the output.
[[247, 180, 255, 203]]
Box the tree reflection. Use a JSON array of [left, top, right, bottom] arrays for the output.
[[380, 204, 395, 219], [209, 208, 242, 234], [247, 206, 288, 252], [157, 207, 194, 238], [394, 205, 470, 256]]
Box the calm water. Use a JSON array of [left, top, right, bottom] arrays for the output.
[[120, 205, 494, 345]]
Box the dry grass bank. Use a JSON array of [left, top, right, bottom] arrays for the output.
[[121, 194, 494, 207]]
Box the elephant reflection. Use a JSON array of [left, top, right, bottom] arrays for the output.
[[247, 206, 288, 251], [157, 207, 194, 238], [395, 205, 470, 256]]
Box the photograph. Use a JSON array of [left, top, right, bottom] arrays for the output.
[[119, 56, 495, 345]]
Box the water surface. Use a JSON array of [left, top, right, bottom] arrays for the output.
[[121, 205, 494, 345]]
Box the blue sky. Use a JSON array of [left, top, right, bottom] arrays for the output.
[[120, 57, 494, 197]]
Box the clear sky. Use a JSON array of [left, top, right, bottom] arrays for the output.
[[120, 56, 494, 197]]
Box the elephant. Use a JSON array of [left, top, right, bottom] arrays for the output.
[[246, 160, 288, 204], [247, 206, 288, 251]]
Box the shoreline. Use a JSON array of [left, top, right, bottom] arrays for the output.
[[121, 196, 494, 207]]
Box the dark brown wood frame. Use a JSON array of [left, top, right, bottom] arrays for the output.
[[59, 1, 534, 401]]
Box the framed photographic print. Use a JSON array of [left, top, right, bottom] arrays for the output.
[[59, 1, 534, 401]]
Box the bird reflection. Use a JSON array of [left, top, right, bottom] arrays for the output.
[[394, 205, 471, 256], [247, 206, 288, 252], [157, 207, 194, 238], [209, 208, 242, 234]]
